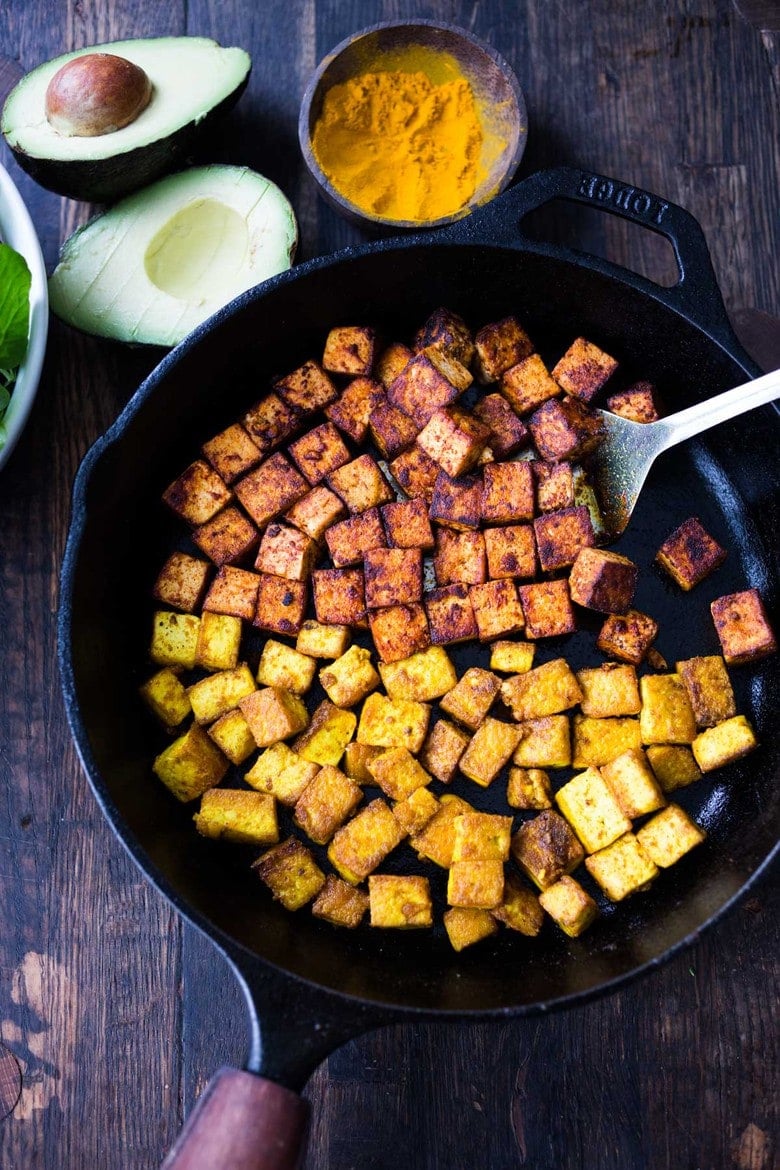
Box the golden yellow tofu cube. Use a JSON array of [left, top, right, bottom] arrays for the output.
[[585, 833, 659, 901], [538, 875, 598, 937], [419, 718, 471, 783], [295, 620, 350, 659], [439, 667, 500, 731], [378, 646, 458, 702], [368, 747, 432, 801], [447, 860, 504, 909], [392, 787, 439, 835], [459, 718, 522, 787], [319, 645, 380, 708], [691, 715, 758, 772], [572, 715, 642, 768], [193, 789, 278, 846], [500, 659, 582, 722], [489, 640, 536, 674], [206, 708, 257, 765], [555, 767, 632, 853], [153, 723, 229, 802], [139, 667, 192, 729], [342, 742, 383, 784], [369, 874, 432, 927], [601, 748, 666, 818], [639, 673, 697, 745], [646, 745, 702, 792], [239, 687, 309, 748], [293, 764, 362, 844], [576, 664, 641, 718], [292, 699, 357, 766], [452, 812, 513, 862], [194, 611, 243, 671], [356, 693, 431, 753], [443, 907, 499, 951], [327, 798, 405, 882], [511, 810, 585, 890], [512, 716, 571, 768], [410, 793, 473, 867], [636, 804, 706, 868], [311, 875, 369, 928], [257, 639, 317, 694], [490, 871, 544, 936], [244, 742, 319, 805], [507, 767, 553, 809], [252, 838, 325, 910], [151, 610, 201, 670], [675, 655, 736, 728], [187, 664, 257, 725]]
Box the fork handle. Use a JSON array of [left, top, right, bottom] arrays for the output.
[[656, 368, 780, 448]]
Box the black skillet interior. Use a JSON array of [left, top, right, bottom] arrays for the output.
[[60, 170, 779, 1030]]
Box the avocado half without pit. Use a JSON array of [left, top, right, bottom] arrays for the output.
[[2, 37, 251, 202], [48, 165, 298, 347]]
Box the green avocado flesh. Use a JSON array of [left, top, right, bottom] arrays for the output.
[[48, 166, 298, 347]]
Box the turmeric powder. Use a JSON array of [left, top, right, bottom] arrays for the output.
[[311, 56, 488, 223]]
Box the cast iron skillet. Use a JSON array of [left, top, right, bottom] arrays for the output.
[[58, 168, 779, 1169]]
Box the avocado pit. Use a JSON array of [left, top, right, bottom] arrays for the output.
[[45, 52, 152, 137]]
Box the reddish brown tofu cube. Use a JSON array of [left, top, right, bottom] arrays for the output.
[[312, 875, 369, 928], [364, 548, 423, 608], [710, 589, 777, 665], [328, 454, 394, 514], [607, 380, 660, 423], [381, 498, 435, 549], [368, 396, 419, 460], [413, 307, 475, 367], [203, 566, 261, 620], [473, 393, 530, 457], [656, 517, 727, 591], [275, 360, 338, 413], [534, 506, 595, 571], [420, 718, 471, 782], [192, 506, 259, 566], [511, 809, 585, 890], [284, 485, 346, 542], [429, 472, 484, 531], [425, 583, 479, 644], [569, 547, 638, 614], [288, 422, 350, 485], [202, 423, 262, 484], [312, 567, 367, 627], [528, 397, 606, 462], [233, 453, 308, 529], [473, 316, 534, 383], [533, 460, 575, 512], [484, 525, 536, 579], [518, 579, 577, 639], [597, 609, 658, 664], [325, 507, 386, 568], [242, 392, 300, 456], [470, 579, 525, 641], [433, 528, 487, 586], [501, 353, 561, 415], [369, 603, 430, 663], [153, 552, 211, 612], [376, 342, 413, 388], [254, 573, 307, 636], [481, 460, 535, 523], [389, 445, 441, 502], [325, 376, 385, 444], [416, 406, 489, 477], [163, 460, 232, 526], [322, 325, 376, 375], [387, 353, 464, 428], [551, 337, 618, 402], [255, 523, 318, 581]]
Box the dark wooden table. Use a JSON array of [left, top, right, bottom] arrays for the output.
[[1, 3, 778, 1168]]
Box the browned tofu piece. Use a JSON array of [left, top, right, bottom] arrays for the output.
[[532, 460, 575, 512], [413, 307, 475, 367], [357, 693, 431, 753], [192, 506, 259, 567], [275, 359, 338, 413], [244, 742, 320, 805], [534, 506, 595, 571], [646, 745, 702, 792], [470, 579, 526, 641], [292, 700, 356, 766], [572, 715, 642, 769], [410, 793, 473, 867], [325, 376, 385, 444], [420, 718, 471, 782], [528, 396, 606, 462], [676, 655, 736, 727], [325, 507, 387, 568], [501, 658, 582, 721], [193, 788, 278, 846], [152, 722, 229, 802], [635, 804, 705, 868], [343, 742, 383, 784], [162, 459, 232, 526], [601, 748, 666, 819], [375, 341, 413, 388], [606, 380, 659, 423], [255, 523, 317, 582], [242, 392, 300, 456], [447, 860, 504, 909], [368, 747, 432, 800], [507, 767, 553, 809], [252, 838, 325, 911], [153, 552, 211, 613], [538, 875, 598, 937], [639, 674, 697, 745], [584, 833, 658, 901], [322, 324, 376, 375], [551, 337, 618, 402], [490, 870, 544, 936], [432, 529, 487, 586], [518, 579, 577, 639], [501, 353, 562, 415], [481, 460, 535, 524], [597, 609, 658, 665], [328, 453, 394, 514], [311, 875, 369, 928], [233, 453, 308, 529], [293, 764, 362, 844], [484, 525, 536, 580], [490, 640, 535, 674], [312, 567, 367, 627], [656, 517, 727, 590], [710, 589, 777, 665], [569, 547, 639, 614], [202, 423, 262, 484], [416, 406, 489, 477], [512, 715, 571, 768], [327, 798, 404, 882], [203, 566, 260, 620], [425, 584, 479, 644], [381, 498, 435, 549], [429, 471, 484, 531], [368, 396, 419, 459], [444, 907, 499, 951], [368, 874, 432, 928], [439, 666, 500, 730], [392, 786, 439, 835], [253, 573, 307, 637], [364, 547, 423, 608], [459, 718, 522, 786], [473, 315, 534, 383], [288, 422, 350, 485], [239, 686, 309, 748], [472, 392, 530, 456], [691, 714, 758, 772], [576, 663, 641, 717], [285, 485, 347, 542], [511, 810, 585, 890], [389, 444, 441, 502], [369, 603, 430, 663]]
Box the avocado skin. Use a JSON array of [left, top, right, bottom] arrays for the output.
[[7, 74, 250, 202]]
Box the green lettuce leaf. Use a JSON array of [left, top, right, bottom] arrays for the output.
[[0, 242, 32, 371]]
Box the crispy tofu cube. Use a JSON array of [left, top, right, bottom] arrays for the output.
[[470, 579, 525, 641], [239, 686, 309, 748], [257, 639, 316, 695], [357, 693, 430, 753], [676, 655, 736, 727], [343, 742, 383, 784], [691, 715, 758, 772], [518, 579, 577, 639], [368, 397, 419, 460], [601, 748, 666, 818], [473, 316, 534, 382], [368, 747, 432, 800], [151, 610, 201, 670], [656, 517, 727, 590], [551, 337, 618, 402], [234, 453, 309, 529], [327, 798, 405, 882], [364, 547, 423, 608], [188, 663, 256, 725], [416, 407, 489, 478], [312, 567, 367, 627], [513, 716, 571, 768], [481, 460, 535, 524], [153, 723, 229, 802], [392, 786, 439, 835], [597, 609, 658, 665], [576, 663, 641, 717], [368, 874, 432, 928], [501, 659, 582, 721], [639, 674, 697, 745], [511, 810, 585, 890], [555, 767, 632, 853], [296, 619, 350, 659], [440, 667, 500, 730], [376, 341, 413, 387], [424, 346, 474, 391], [292, 699, 356, 766], [325, 508, 387, 568], [425, 583, 479, 644], [420, 718, 471, 783], [275, 359, 338, 413], [193, 789, 278, 846], [244, 742, 319, 805], [572, 715, 642, 768], [569, 548, 638, 614], [253, 573, 307, 637], [252, 838, 325, 911], [606, 380, 659, 423], [206, 708, 256, 765], [646, 745, 702, 792], [285, 485, 347, 542], [432, 529, 487, 587], [459, 719, 522, 787], [319, 645, 380, 707], [410, 793, 473, 867], [636, 804, 706, 868], [710, 589, 777, 665], [378, 646, 457, 702], [195, 611, 242, 671], [388, 353, 463, 428], [534, 506, 595, 572], [389, 444, 441, 502], [585, 833, 658, 900], [163, 459, 232, 526], [288, 422, 350, 486], [153, 552, 211, 613], [140, 668, 192, 729], [490, 871, 544, 936], [242, 392, 301, 456], [326, 376, 385, 444], [501, 352, 562, 415], [203, 566, 260, 621], [192, 506, 259, 567], [507, 767, 553, 809], [484, 525, 536, 580], [533, 460, 575, 512], [413, 307, 475, 367], [322, 324, 376, 375], [369, 603, 430, 663], [293, 764, 362, 844], [447, 861, 504, 909], [381, 497, 435, 550], [473, 392, 530, 456], [444, 907, 499, 950], [528, 397, 606, 462], [452, 812, 512, 861], [311, 875, 369, 928], [489, 640, 535, 674], [538, 875, 598, 937], [429, 471, 484, 531], [202, 423, 262, 484]]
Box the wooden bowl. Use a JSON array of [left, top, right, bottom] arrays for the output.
[[298, 20, 527, 231]]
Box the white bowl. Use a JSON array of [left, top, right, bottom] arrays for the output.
[[0, 163, 48, 471]]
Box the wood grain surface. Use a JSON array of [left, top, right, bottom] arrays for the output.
[[0, 2, 777, 1168]]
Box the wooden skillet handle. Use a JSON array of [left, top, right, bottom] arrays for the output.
[[160, 1067, 309, 1170]]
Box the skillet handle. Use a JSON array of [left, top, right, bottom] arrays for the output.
[[159, 1068, 308, 1170]]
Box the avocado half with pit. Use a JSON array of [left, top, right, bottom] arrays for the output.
[[48, 165, 297, 347], [2, 37, 251, 202]]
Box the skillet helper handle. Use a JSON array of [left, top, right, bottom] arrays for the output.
[[160, 1067, 308, 1170]]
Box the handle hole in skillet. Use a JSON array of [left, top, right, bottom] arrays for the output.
[[519, 199, 681, 287]]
